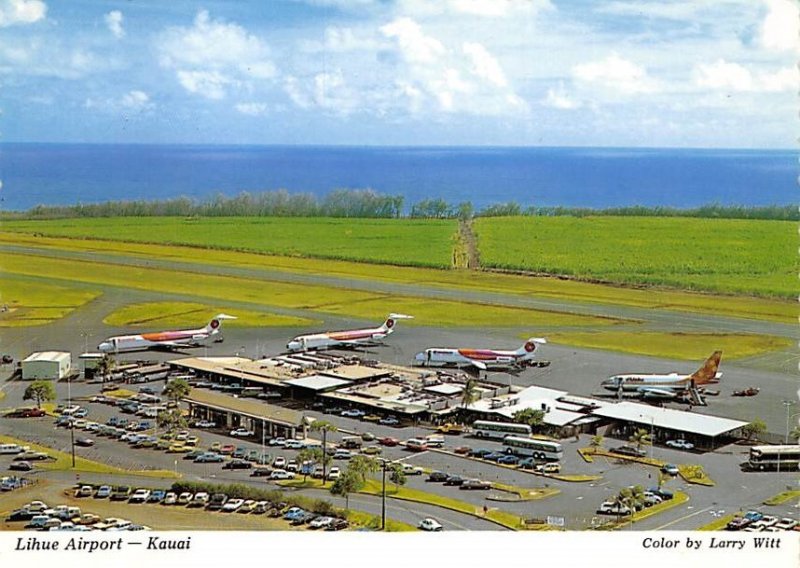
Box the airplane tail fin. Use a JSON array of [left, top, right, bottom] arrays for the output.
[[517, 337, 547, 355], [205, 314, 237, 332], [689, 350, 722, 385], [380, 313, 414, 332]]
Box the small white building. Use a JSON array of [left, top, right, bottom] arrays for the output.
[[21, 351, 72, 380]]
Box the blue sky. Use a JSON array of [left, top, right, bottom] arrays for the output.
[[1, 0, 797, 147]]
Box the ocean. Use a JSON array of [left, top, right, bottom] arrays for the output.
[[0, 143, 794, 212]]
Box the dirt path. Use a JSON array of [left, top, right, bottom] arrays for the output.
[[453, 220, 480, 269]]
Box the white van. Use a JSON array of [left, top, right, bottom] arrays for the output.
[[61, 406, 81, 416], [0, 444, 24, 455], [425, 435, 445, 448]]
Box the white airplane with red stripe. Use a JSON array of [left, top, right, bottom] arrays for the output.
[[97, 314, 237, 353], [414, 338, 547, 371], [286, 314, 413, 352]]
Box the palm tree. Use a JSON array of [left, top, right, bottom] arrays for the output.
[[791, 426, 800, 442], [628, 428, 651, 453], [96, 354, 116, 384], [162, 377, 191, 406], [461, 378, 478, 409], [348, 455, 379, 484], [311, 420, 338, 483], [589, 435, 603, 454]]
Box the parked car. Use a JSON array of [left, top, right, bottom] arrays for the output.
[[497, 455, 520, 465], [95, 485, 112, 499], [230, 428, 255, 437], [379, 417, 399, 426], [223, 459, 253, 470], [285, 439, 305, 449], [75, 485, 94, 498], [10, 461, 33, 471], [269, 437, 287, 447], [401, 464, 424, 475], [194, 420, 216, 428], [362, 414, 382, 423], [468, 448, 494, 458], [534, 462, 561, 474], [774, 518, 798, 530], [148, 490, 166, 503], [269, 469, 295, 480], [326, 518, 349, 531], [665, 439, 694, 450], [237, 500, 257, 513], [75, 437, 95, 447], [177, 492, 193, 505], [661, 463, 679, 476], [444, 475, 465, 486], [195, 452, 224, 463], [341, 409, 365, 418], [483, 452, 506, 462], [379, 437, 399, 446], [272, 456, 287, 469], [189, 493, 209, 507], [283, 507, 305, 521], [222, 499, 244, 512], [309, 516, 335, 529], [460, 479, 491, 490], [328, 467, 341, 480], [110, 486, 131, 501], [646, 487, 674, 500], [129, 489, 151, 503], [597, 501, 632, 515], [453, 446, 471, 455], [206, 493, 228, 510], [427, 471, 449, 482], [418, 517, 443, 531], [611, 446, 647, 457], [726, 517, 752, 530], [162, 492, 178, 506]]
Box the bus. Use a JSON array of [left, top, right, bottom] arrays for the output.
[[471, 420, 532, 440], [502, 436, 564, 461], [747, 445, 800, 471]]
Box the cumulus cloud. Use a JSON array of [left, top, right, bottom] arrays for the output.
[[694, 59, 797, 92], [158, 10, 276, 99], [463, 42, 507, 87], [543, 82, 581, 109], [380, 17, 445, 64], [0, 37, 111, 79], [572, 54, 659, 95], [0, 0, 46, 27], [759, 0, 799, 52], [85, 90, 154, 112], [104, 10, 124, 39]]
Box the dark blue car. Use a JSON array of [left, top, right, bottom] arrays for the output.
[[483, 452, 506, 462], [497, 455, 519, 465]]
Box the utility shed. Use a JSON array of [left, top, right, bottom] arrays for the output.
[[22, 351, 71, 380]]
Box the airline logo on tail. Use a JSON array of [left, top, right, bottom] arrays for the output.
[[688, 350, 722, 385]]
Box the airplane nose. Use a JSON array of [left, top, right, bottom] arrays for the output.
[[287, 341, 300, 351], [414, 352, 424, 361], [98, 342, 111, 352]]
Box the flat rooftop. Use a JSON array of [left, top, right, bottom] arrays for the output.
[[284, 375, 351, 391], [23, 351, 71, 362], [592, 401, 748, 437], [184, 388, 302, 427]]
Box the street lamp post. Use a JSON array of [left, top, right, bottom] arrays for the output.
[[67, 376, 75, 468], [381, 459, 387, 531], [777, 401, 794, 477]]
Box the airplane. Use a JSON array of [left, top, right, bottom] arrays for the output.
[[97, 314, 237, 353], [599, 350, 722, 400], [286, 314, 413, 352], [413, 338, 547, 372]]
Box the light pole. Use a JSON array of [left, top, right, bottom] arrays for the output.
[[777, 401, 794, 477], [67, 376, 76, 468], [380, 459, 387, 531]]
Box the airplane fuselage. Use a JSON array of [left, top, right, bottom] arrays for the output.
[[414, 348, 533, 370], [98, 329, 219, 353], [286, 328, 391, 352]]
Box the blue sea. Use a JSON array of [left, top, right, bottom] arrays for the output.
[[0, 143, 794, 212]]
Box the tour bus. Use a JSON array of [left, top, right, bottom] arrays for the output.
[[747, 445, 800, 471], [471, 420, 532, 440], [502, 436, 564, 461]]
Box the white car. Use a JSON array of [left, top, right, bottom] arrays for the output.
[[774, 518, 798, 530], [273, 456, 287, 469], [177, 492, 193, 505], [230, 428, 255, 437], [309, 516, 334, 529], [222, 499, 244, 512], [285, 440, 305, 449], [190, 492, 209, 507], [597, 501, 632, 515], [194, 420, 216, 428], [328, 467, 341, 480], [418, 518, 443, 531], [665, 439, 694, 450], [401, 464, 424, 476], [269, 470, 296, 480], [269, 437, 287, 446], [163, 492, 178, 505], [129, 489, 151, 503]]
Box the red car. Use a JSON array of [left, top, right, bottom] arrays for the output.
[[219, 444, 236, 455], [379, 437, 399, 447], [13, 408, 46, 418]]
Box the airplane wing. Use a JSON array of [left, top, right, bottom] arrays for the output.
[[639, 388, 677, 399], [468, 360, 488, 370]]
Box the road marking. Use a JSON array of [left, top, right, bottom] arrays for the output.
[[652, 505, 713, 530]]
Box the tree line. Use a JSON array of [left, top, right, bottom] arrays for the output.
[[8, 189, 795, 221]]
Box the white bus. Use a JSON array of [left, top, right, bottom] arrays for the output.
[[472, 420, 532, 440], [747, 445, 800, 471], [503, 436, 564, 461]]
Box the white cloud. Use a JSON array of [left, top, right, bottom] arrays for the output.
[[463, 42, 507, 87], [448, 0, 553, 17], [380, 17, 444, 64], [84, 90, 154, 112], [759, 0, 799, 52], [158, 10, 276, 99], [104, 10, 124, 39], [573, 54, 658, 95], [0, 0, 46, 27], [543, 82, 581, 109], [0, 37, 110, 79], [694, 59, 797, 92], [176, 70, 237, 100], [235, 102, 268, 116]]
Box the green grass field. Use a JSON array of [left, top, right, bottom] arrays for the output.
[[1, 232, 792, 324], [0, 277, 100, 327], [103, 302, 316, 328], [0, 252, 619, 328], [546, 332, 794, 360], [1, 216, 457, 268], [475, 216, 796, 298]]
